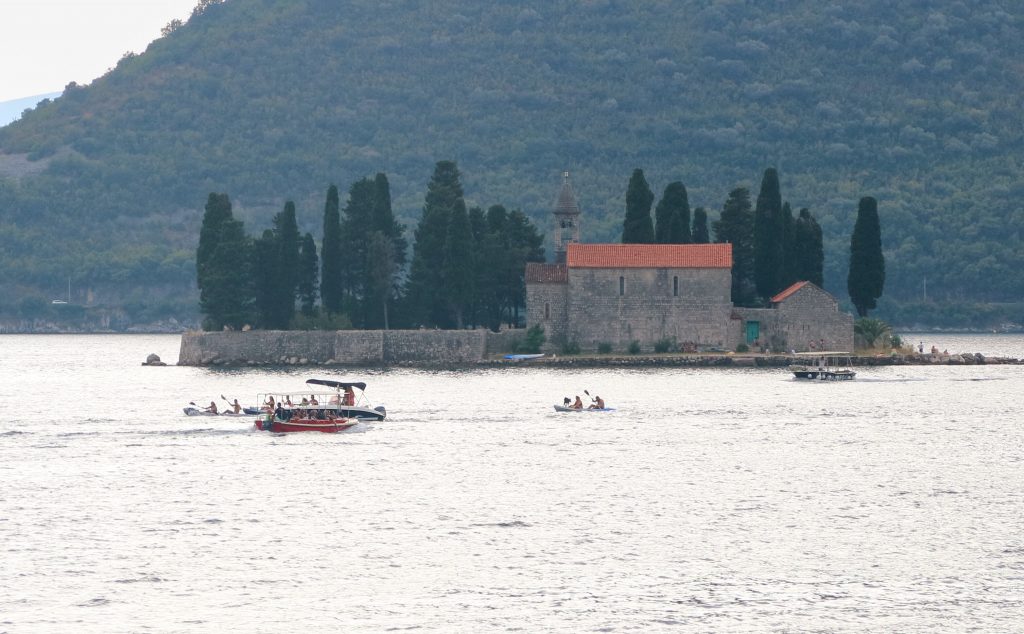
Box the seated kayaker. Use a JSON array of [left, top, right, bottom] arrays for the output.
[[572, 395, 583, 409], [229, 399, 242, 414], [589, 395, 605, 409], [204, 401, 218, 414]]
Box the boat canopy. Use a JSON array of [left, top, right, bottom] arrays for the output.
[[305, 379, 367, 391]]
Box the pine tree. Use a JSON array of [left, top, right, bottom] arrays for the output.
[[320, 184, 343, 315], [753, 167, 786, 301], [621, 168, 655, 243], [847, 196, 885, 317], [792, 208, 824, 287], [654, 181, 691, 244], [713, 187, 756, 306], [691, 208, 710, 244], [297, 232, 319, 317], [407, 160, 464, 327], [197, 193, 253, 330]]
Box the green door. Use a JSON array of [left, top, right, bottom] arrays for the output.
[[745, 321, 760, 344]]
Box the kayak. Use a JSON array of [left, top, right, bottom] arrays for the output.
[[553, 405, 615, 412], [183, 406, 251, 417], [505, 353, 544, 360]]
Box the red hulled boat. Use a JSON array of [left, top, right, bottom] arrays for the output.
[[254, 408, 359, 433]]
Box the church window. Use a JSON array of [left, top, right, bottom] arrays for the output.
[[673, 276, 679, 296], [544, 302, 550, 320], [619, 276, 625, 295]]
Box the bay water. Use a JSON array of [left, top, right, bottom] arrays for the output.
[[1, 334, 1022, 632]]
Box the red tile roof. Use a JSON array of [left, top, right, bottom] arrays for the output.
[[566, 243, 732, 268], [771, 281, 809, 303], [525, 262, 568, 283]]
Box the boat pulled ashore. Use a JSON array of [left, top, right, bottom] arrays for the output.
[[788, 352, 857, 381]]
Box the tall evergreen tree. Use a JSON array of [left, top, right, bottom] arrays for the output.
[[197, 193, 253, 330], [753, 167, 785, 301], [442, 199, 475, 328], [267, 200, 301, 327], [196, 192, 233, 294], [364, 173, 407, 329], [252, 228, 278, 327], [365, 231, 396, 330], [340, 177, 376, 323], [654, 181, 691, 244], [779, 201, 797, 290], [691, 208, 710, 244], [320, 184, 343, 315], [792, 208, 824, 287], [713, 187, 757, 306], [407, 160, 464, 327], [297, 232, 319, 317], [504, 209, 545, 327], [621, 168, 655, 243], [847, 196, 885, 317]]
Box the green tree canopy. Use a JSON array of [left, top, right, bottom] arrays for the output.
[[848, 196, 886, 317], [622, 169, 655, 244]]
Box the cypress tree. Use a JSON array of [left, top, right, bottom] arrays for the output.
[[364, 173, 407, 329], [196, 193, 233, 294], [779, 201, 797, 290], [297, 232, 319, 317], [252, 228, 278, 327], [621, 168, 655, 243], [341, 178, 376, 324], [407, 160, 464, 327], [320, 185, 343, 315], [753, 167, 785, 301], [197, 193, 253, 330], [654, 181, 691, 244], [713, 187, 756, 306], [847, 196, 885, 317], [691, 208, 710, 244], [792, 208, 824, 287], [268, 201, 301, 328], [442, 200, 475, 328], [365, 231, 396, 330]]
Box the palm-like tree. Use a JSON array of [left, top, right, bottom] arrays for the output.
[[854, 318, 891, 348]]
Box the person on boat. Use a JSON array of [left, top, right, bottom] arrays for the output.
[[343, 386, 355, 406], [274, 402, 284, 420], [300, 396, 309, 406], [265, 395, 276, 410], [229, 399, 242, 414], [204, 401, 218, 414], [572, 395, 583, 409], [309, 395, 319, 406], [589, 395, 605, 409], [285, 396, 294, 407]]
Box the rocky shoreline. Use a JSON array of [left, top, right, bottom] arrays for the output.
[[477, 351, 1022, 368]]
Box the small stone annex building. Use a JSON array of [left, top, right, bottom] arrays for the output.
[[524, 174, 853, 353]]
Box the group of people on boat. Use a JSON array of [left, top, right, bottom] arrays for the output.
[[562, 394, 606, 409]]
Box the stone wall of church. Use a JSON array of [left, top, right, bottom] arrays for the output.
[[731, 285, 854, 352], [564, 267, 733, 352], [525, 282, 569, 345]]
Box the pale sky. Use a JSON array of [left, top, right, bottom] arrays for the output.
[[0, 0, 199, 102]]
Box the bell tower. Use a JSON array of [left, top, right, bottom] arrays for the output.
[[553, 171, 581, 264]]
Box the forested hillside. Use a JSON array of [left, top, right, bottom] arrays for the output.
[[1, 0, 1022, 325]]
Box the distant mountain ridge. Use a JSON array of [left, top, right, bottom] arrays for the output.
[[0, 0, 1022, 322], [0, 92, 61, 127]]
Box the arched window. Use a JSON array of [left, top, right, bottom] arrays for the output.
[[619, 276, 625, 296], [673, 276, 679, 297]]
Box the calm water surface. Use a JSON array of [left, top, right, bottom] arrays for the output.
[[1, 334, 1022, 633]]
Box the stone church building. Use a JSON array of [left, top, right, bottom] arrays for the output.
[[525, 174, 853, 353]]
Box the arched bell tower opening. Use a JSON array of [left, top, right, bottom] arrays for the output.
[[553, 171, 581, 264]]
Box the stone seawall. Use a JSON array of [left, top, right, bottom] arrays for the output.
[[178, 329, 518, 366]]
